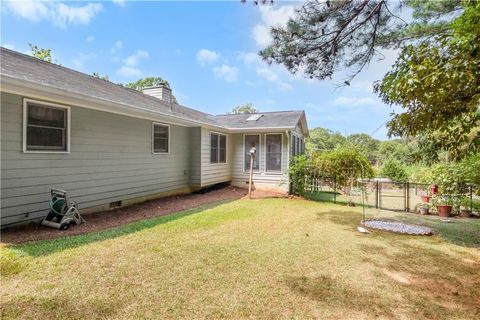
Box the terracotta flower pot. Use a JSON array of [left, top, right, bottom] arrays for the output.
[[436, 205, 452, 217], [421, 195, 431, 203]]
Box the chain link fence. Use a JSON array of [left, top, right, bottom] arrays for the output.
[[300, 176, 480, 216]]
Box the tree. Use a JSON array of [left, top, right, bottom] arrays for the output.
[[374, 1, 480, 159], [380, 158, 408, 182], [126, 77, 178, 104], [29, 44, 59, 64], [260, 0, 462, 83], [230, 103, 259, 114], [314, 146, 374, 194], [306, 127, 346, 152], [378, 139, 410, 164], [92, 72, 109, 81], [346, 133, 380, 164]]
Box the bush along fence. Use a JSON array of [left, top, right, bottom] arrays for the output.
[[288, 157, 479, 217]]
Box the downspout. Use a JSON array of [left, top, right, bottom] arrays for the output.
[[286, 130, 292, 194]]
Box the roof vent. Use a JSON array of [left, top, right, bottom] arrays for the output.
[[246, 114, 264, 121], [142, 84, 173, 109]]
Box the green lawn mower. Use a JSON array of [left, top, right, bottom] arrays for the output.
[[41, 189, 85, 230]]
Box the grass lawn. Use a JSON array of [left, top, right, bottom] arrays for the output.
[[1, 198, 479, 319]]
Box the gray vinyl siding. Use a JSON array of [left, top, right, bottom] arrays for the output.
[[189, 127, 201, 186], [199, 128, 232, 187], [1, 92, 192, 227], [230, 132, 289, 191]]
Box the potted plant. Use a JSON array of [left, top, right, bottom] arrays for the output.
[[431, 194, 454, 217], [415, 203, 431, 215], [459, 196, 472, 218], [420, 191, 431, 203]]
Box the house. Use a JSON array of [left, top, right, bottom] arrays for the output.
[[0, 47, 309, 228]]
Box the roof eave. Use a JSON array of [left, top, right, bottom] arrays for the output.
[[0, 75, 227, 131]]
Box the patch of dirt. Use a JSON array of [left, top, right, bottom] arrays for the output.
[[1, 186, 287, 245], [383, 270, 412, 285]]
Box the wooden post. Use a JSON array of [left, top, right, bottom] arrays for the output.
[[248, 152, 254, 199]]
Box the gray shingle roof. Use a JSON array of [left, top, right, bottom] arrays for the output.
[[208, 111, 304, 129], [1, 47, 306, 132]]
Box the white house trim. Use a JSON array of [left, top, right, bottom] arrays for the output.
[[22, 98, 71, 154]]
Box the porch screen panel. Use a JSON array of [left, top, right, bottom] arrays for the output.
[[266, 134, 282, 172], [244, 135, 259, 172]]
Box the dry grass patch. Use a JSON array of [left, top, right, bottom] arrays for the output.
[[1, 199, 479, 319]]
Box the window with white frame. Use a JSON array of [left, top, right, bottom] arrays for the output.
[[244, 134, 260, 172], [266, 134, 282, 172], [24, 100, 69, 152], [210, 132, 226, 164], [152, 123, 169, 153]]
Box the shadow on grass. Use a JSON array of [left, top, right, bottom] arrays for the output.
[[322, 209, 480, 248], [285, 274, 396, 318], [12, 200, 233, 258], [357, 242, 480, 319]]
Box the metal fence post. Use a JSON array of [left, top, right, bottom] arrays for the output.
[[406, 182, 410, 212], [471, 185, 474, 213], [375, 181, 379, 209], [333, 176, 337, 203]]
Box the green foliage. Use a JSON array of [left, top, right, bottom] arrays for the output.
[[380, 159, 408, 182], [0, 248, 27, 276], [126, 77, 170, 90], [29, 43, 59, 64], [346, 133, 380, 164], [428, 162, 468, 194], [374, 0, 480, 159], [126, 77, 178, 104], [305, 127, 346, 152], [92, 72, 109, 81], [461, 153, 480, 185], [314, 146, 374, 189], [230, 103, 259, 114], [288, 154, 310, 195], [378, 139, 412, 164], [260, 0, 462, 82]]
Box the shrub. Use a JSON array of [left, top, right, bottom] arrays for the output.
[[289, 154, 310, 195], [380, 159, 408, 182], [314, 147, 374, 193], [428, 162, 468, 194]]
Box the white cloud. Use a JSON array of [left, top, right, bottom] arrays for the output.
[[124, 50, 149, 67], [86, 35, 95, 43], [196, 49, 219, 66], [116, 66, 143, 78], [256, 66, 292, 90], [238, 51, 261, 66], [252, 5, 297, 47], [4, 1, 102, 28], [333, 97, 377, 107], [213, 64, 239, 82], [112, 0, 126, 7], [110, 40, 123, 54]]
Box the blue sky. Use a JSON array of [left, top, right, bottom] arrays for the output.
[[1, 0, 403, 139]]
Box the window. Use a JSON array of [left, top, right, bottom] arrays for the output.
[[152, 123, 169, 153], [24, 100, 69, 152], [266, 134, 282, 172], [292, 134, 305, 156], [244, 134, 260, 172], [293, 135, 298, 156], [210, 132, 226, 164]]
